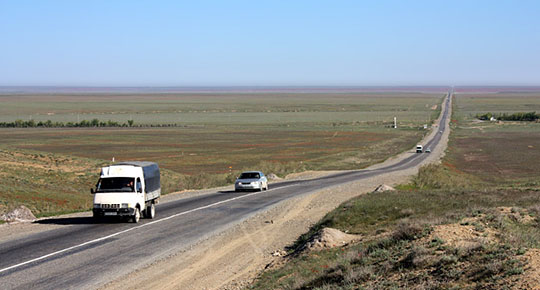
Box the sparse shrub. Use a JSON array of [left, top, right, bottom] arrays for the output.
[[399, 208, 414, 217], [367, 237, 394, 253], [516, 247, 527, 255], [470, 261, 504, 281], [399, 246, 430, 268], [458, 242, 485, 257], [344, 265, 373, 283], [392, 221, 426, 241], [437, 254, 458, 266], [368, 248, 390, 259], [429, 237, 445, 248], [505, 265, 524, 276]]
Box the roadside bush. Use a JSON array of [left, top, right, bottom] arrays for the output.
[[476, 111, 539, 122], [392, 220, 428, 241], [413, 163, 475, 190]]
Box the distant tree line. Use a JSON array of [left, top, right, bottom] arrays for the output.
[[0, 119, 135, 128], [0, 119, 186, 128], [476, 112, 539, 122]]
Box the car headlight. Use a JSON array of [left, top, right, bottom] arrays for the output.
[[93, 203, 101, 209], [122, 203, 129, 208]]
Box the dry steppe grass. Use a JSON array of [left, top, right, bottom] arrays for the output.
[[250, 94, 540, 289], [0, 93, 442, 217]]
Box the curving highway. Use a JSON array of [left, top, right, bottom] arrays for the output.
[[0, 89, 452, 289]]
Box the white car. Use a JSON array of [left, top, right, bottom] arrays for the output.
[[235, 171, 268, 192]]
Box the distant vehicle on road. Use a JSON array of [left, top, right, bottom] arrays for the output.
[[425, 148, 431, 153], [235, 171, 268, 192], [416, 145, 423, 153], [91, 161, 160, 223]]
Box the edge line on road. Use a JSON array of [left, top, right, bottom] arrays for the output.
[[0, 186, 298, 275]]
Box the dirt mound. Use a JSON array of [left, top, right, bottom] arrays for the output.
[[426, 222, 497, 249], [516, 249, 540, 289], [373, 184, 395, 193], [1, 205, 36, 223], [304, 228, 360, 251]]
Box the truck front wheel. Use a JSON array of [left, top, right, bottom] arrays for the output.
[[145, 203, 155, 219], [92, 213, 103, 223], [132, 207, 141, 223]]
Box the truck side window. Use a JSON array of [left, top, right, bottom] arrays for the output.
[[136, 178, 142, 193]]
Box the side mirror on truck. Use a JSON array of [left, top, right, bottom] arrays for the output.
[[90, 188, 95, 194]]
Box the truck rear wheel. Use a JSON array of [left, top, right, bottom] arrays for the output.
[[145, 203, 155, 219], [132, 207, 140, 223]]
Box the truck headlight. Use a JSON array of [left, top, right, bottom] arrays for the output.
[[94, 203, 101, 209], [122, 203, 129, 208]]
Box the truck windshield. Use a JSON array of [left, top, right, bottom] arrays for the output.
[[96, 177, 135, 193]]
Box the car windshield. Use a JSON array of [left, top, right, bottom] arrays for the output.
[[96, 177, 135, 193], [239, 172, 260, 179]]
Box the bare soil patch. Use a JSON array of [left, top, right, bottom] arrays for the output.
[[423, 218, 498, 249], [518, 249, 540, 290]]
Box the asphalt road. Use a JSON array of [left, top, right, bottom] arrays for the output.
[[0, 90, 452, 290]]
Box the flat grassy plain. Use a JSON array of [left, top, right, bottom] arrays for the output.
[[0, 92, 442, 217], [451, 93, 540, 185], [455, 92, 540, 120], [251, 93, 540, 289], [0, 93, 441, 125]]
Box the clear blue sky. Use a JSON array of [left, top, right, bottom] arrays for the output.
[[1, 0, 539, 86]]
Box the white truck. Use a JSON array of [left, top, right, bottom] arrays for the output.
[[416, 145, 423, 153], [91, 161, 160, 223]]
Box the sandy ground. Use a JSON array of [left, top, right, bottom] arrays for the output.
[[0, 98, 451, 290], [100, 99, 451, 290]]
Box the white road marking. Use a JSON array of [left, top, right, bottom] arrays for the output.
[[0, 186, 299, 274]]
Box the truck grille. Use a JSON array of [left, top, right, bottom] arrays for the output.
[[102, 204, 120, 209]]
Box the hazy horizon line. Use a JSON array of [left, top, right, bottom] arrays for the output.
[[2, 85, 540, 95]]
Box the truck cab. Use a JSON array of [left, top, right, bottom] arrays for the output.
[[416, 145, 423, 153], [91, 162, 160, 223]]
